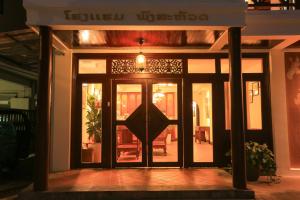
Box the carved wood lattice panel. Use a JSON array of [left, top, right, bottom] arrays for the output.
[[111, 59, 183, 74]]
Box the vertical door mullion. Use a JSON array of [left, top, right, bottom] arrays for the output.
[[112, 80, 147, 167]]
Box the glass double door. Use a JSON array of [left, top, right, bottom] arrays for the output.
[[112, 79, 182, 167]]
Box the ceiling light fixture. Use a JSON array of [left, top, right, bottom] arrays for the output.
[[136, 38, 146, 72], [80, 30, 90, 43], [153, 85, 165, 103]]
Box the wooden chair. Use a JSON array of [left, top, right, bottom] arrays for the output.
[[195, 126, 210, 144], [153, 131, 168, 155], [116, 128, 140, 160]]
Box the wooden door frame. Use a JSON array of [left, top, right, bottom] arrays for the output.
[[111, 78, 183, 168], [184, 75, 222, 167], [147, 78, 183, 167], [70, 52, 273, 169], [71, 76, 109, 168], [111, 79, 147, 167]]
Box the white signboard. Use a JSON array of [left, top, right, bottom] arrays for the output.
[[23, 0, 246, 29]]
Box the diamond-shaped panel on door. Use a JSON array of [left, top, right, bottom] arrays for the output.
[[148, 104, 169, 141]]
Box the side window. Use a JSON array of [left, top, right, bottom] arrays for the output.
[[224, 81, 263, 131], [245, 81, 262, 130]]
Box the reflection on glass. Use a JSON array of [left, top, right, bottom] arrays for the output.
[[117, 84, 142, 120], [221, 58, 263, 74], [116, 125, 142, 163], [81, 83, 102, 163], [224, 82, 231, 130], [152, 83, 177, 120], [152, 125, 178, 162], [192, 84, 213, 163], [246, 81, 262, 130], [188, 59, 216, 73], [79, 59, 106, 74]]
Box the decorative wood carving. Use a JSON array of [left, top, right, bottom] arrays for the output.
[[111, 58, 183, 74]]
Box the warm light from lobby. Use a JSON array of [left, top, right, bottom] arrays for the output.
[[80, 30, 90, 43]]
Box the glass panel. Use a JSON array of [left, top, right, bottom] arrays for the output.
[[221, 58, 263, 74], [116, 125, 142, 163], [152, 83, 177, 120], [117, 84, 142, 120], [220, 59, 229, 74], [79, 59, 106, 74], [246, 81, 262, 130], [192, 83, 213, 162], [152, 125, 178, 162], [81, 83, 102, 163], [224, 82, 231, 130], [188, 59, 215, 73]]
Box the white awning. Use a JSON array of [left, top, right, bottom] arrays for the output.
[[23, 0, 246, 30]]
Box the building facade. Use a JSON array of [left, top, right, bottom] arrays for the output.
[[19, 0, 300, 190]]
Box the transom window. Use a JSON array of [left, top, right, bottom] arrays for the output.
[[111, 59, 183, 74]]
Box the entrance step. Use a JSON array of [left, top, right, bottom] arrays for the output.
[[18, 190, 255, 200]]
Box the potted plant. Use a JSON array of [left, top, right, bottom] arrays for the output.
[[245, 141, 276, 181], [86, 95, 102, 143], [226, 141, 276, 182], [86, 95, 102, 162]]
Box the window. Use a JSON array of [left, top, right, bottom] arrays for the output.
[[224, 81, 263, 130], [81, 83, 102, 163], [221, 58, 263, 74], [246, 81, 262, 130], [79, 59, 106, 74], [224, 82, 231, 130], [188, 59, 215, 73], [192, 83, 213, 162]]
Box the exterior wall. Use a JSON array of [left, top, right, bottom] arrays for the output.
[[0, 79, 32, 97], [0, 79, 32, 109], [270, 50, 300, 176], [51, 50, 72, 172], [48, 49, 300, 175]]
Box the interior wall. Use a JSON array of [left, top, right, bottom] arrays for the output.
[[269, 50, 300, 176], [51, 50, 72, 172]]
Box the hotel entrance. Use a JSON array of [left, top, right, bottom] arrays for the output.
[[72, 54, 271, 169], [23, 0, 279, 192], [112, 79, 182, 167]]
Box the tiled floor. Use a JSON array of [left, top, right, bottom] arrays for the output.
[[49, 168, 232, 191], [193, 141, 213, 162], [248, 176, 300, 200], [48, 168, 300, 200]]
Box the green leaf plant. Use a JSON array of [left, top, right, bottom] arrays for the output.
[[86, 95, 102, 143], [226, 141, 277, 182]]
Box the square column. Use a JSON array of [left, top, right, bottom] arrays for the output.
[[228, 27, 247, 189], [34, 26, 53, 191]]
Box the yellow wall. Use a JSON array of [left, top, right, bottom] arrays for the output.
[[51, 50, 72, 172], [270, 50, 300, 176]]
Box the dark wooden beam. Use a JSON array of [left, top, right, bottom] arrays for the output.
[[296, 0, 300, 9], [0, 54, 34, 72], [228, 27, 247, 189], [0, 39, 39, 49], [0, 68, 35, 86], [34, 26, 52, 191], [5, 33, 35, 51]]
